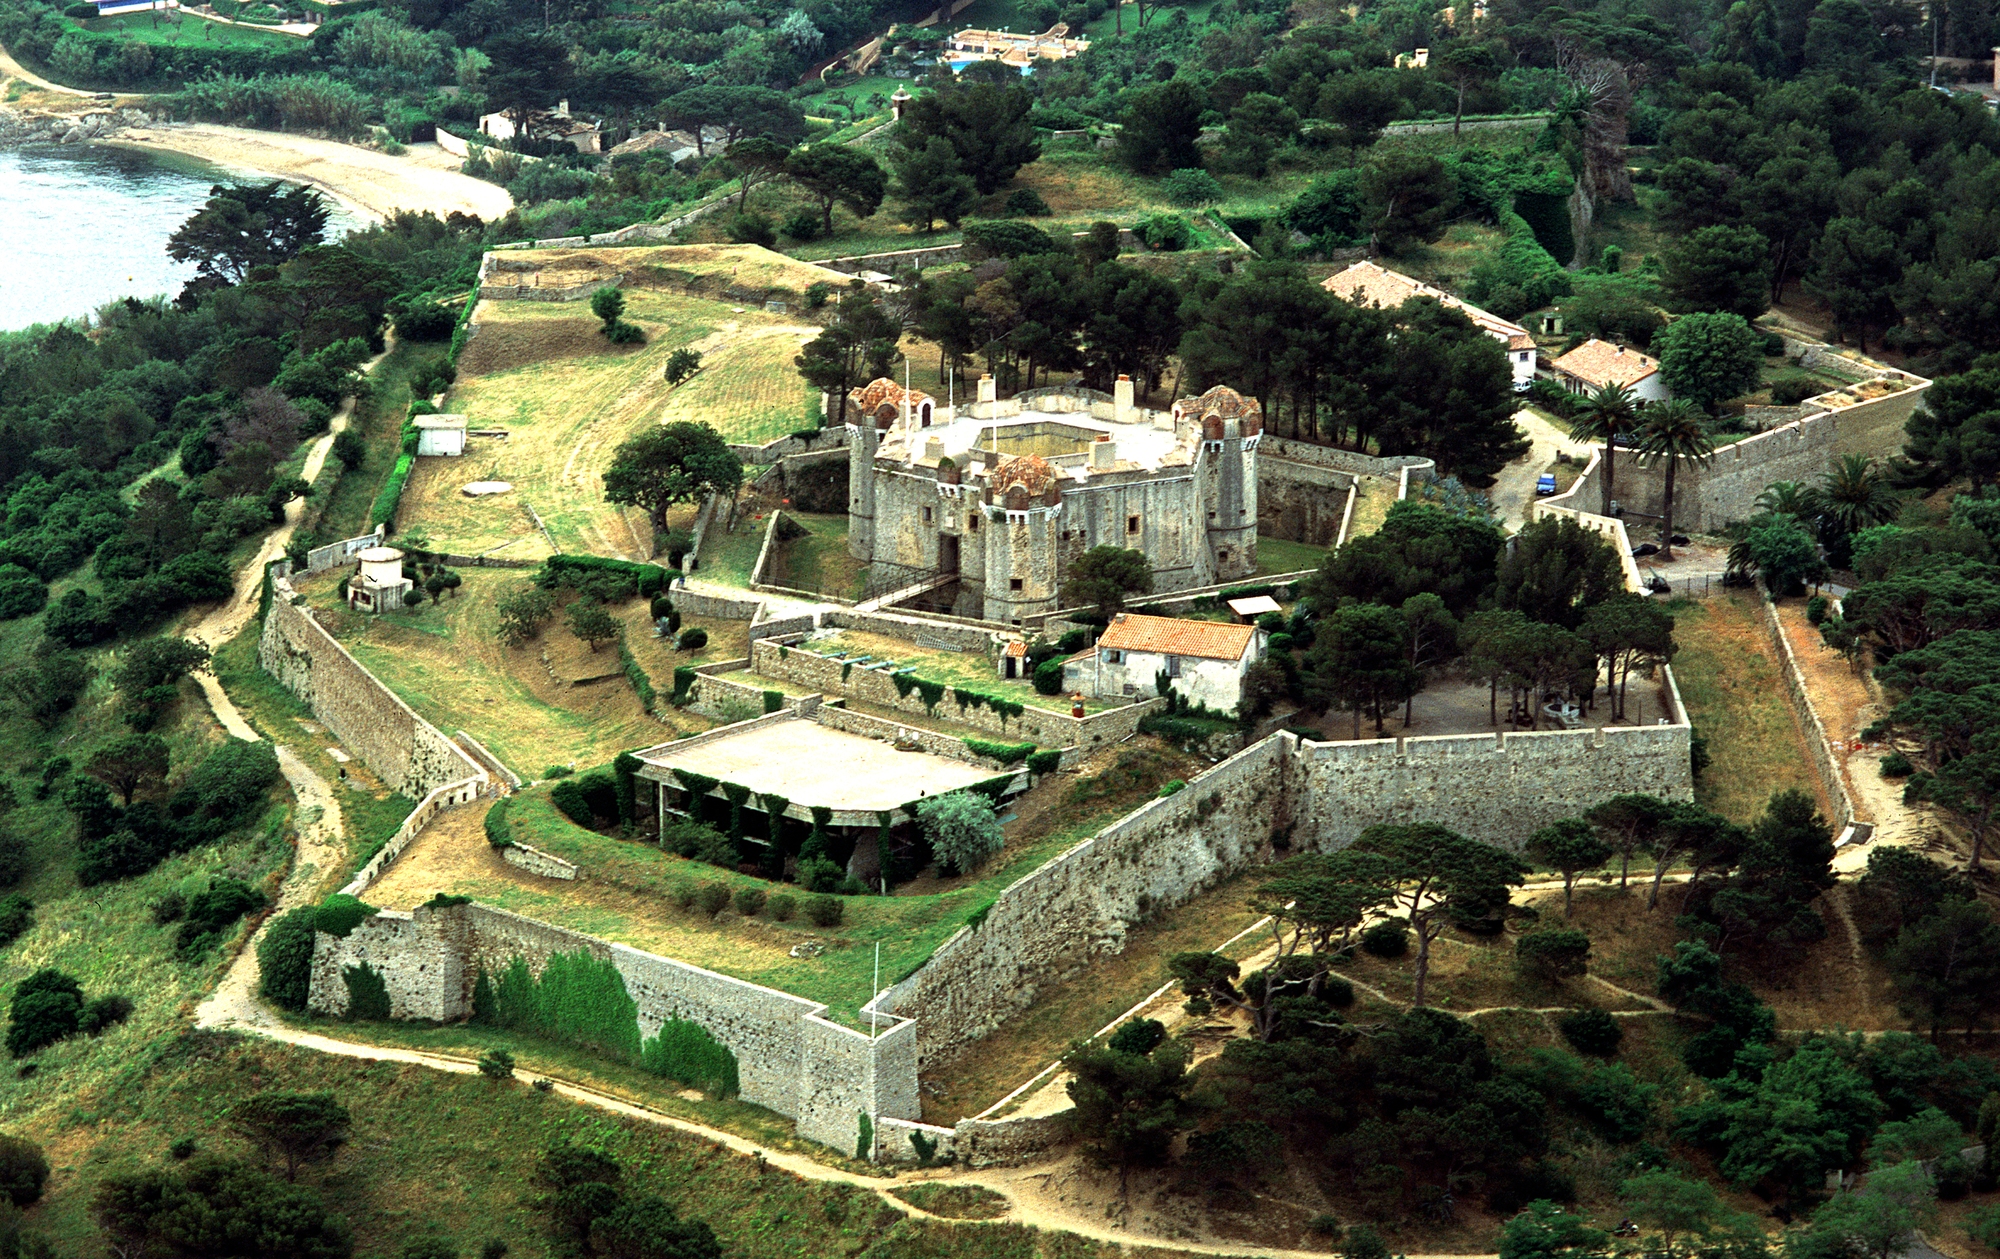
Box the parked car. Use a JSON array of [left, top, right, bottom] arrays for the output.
[[1536, 473, 1558, 496]]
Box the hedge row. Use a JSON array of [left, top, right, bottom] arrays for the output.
[[963, 737, 1034, 765], [370, 453, 414, 529], [484, 796, 512, 848], [537, 554, 677, 596]]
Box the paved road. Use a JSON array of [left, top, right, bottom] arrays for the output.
[[1491, 408, 1595, 531]]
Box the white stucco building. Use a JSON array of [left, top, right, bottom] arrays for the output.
[[414, 414, 467, 457], [1064, 612, 1263, 711], [1550, 338, 1672, 403]]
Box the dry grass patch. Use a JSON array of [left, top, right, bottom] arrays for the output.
[[1665, 592, 1827, 824], [658, 326, 817, 446], [890, 1184, 1011, 1219]]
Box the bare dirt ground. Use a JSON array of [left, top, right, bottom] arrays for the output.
[[107, 123, 513, 223]]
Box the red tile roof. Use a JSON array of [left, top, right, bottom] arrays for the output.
[[1551, 338, 1661, 389], [1097, 613, 1257, 661], [1323, 261, 1535, 351]]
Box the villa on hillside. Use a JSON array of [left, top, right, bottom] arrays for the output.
[[1322, 260, 1537, 390], [1551, 338, 1671, 402], [945, 24, 1089, 70], [1064, 612, 1264, 709], [479, 101, 603, 154]]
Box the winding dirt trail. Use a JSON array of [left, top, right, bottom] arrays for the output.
[[189, 352, 386, 1031]]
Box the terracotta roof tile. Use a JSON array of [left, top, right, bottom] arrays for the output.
[[1097, 613, 1257, 661], [1551, 338, 1661, 389], [1323, 260, 1533, 348]]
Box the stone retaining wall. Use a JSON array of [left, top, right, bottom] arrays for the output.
[[812, 703, 1066, 769], [306, 901, 915, 1153], [260, 575, 488, 799], [1259, 452, 1356, 545], [750, 638, 1163, 749], [341, 775, 486, 896], [502, 842, 578, 879], [884, 735, 1294, 1067], [1292, 688, 1693, 851], [1756, 592, 1862, 828], [1261, 438, 1435, 480]]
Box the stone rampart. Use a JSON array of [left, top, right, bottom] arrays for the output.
[[884, 735, 1293, 1067], [1528, 462, 1648, 594], [749, 638, 1163, 749], [306, 901, 917, 1153], [260, 575, 487, 799], [822, 607, 1009, 650], [1293, 673, 1692, 850], [1260, 438, 1434, 479], [1557, 375, 1931, 532], [1259, 452, 1356, 545]]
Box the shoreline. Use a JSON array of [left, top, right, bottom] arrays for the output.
[[103, 122, 513, 224]]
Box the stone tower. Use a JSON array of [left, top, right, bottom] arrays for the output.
[[1180, 386, 1262, 580]]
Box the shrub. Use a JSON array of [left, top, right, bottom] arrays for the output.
[[1769, 375, 1821, 406], [314, 894, 377, 938], [79, 994, 133, 1034], [0, 1136, 48, 1206], [677, 627, 709, 652], [478, 1048, 515, 1080], [257, 908, 320, 1011], [763, 690, 783, 714], [1322, 975, 1355, 1007], [696, 882, 731, 917], [175, 878, 266, 959], [1032, 658, 1067, 695], [1137, 213, 1192, 251], [1515, 928, 1591, 980], [804, 894, 843, 927], [484, 796, 513, 847], [0, 897, 32, 948], [669, 880, 697, 909], [661, 819, 736, 868], [1163, 168, 1225, 206], [915, 791, 1004, 875], [1108, 1018, 1165, 1055], [734, 886, 767, 917], [545, 765, 574, 779], [1360, 919, 1408, 958], [6, 970, 81, 1057], [371, 452, 415, 528], [1559, 1008, 1623, 1056], [1004, 187, 1051, 217], [1881, 751, 1914, 778], [1026, 750, 1061, 775], [780, 209, 823, 241], [768, 892, 797, 922]]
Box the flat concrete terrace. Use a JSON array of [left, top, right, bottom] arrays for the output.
[[877, 406, 1185, 471], [634, 718, 998, 820]]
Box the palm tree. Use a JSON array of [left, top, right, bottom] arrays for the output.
[[1635, 399, 1717, 561], [1812, 453, 1898, 537], [1566, 381, 1637, 516], [1754, 480, 1813, 519]]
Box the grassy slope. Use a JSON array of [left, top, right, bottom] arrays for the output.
[[1661, 592, 1828, 824]]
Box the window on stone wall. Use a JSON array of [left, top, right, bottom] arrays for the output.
[[923, 505, 934, 524], [968, 514, 979, 531], [1127, 514, 1140, 534], [1009, 577, 1023, 592]]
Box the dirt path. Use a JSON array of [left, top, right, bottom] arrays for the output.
[[189, 351, 391, 1028], [1491, 408, 1594, 531]]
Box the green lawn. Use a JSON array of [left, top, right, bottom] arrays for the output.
[[1255, 534, 1328, 576], [768, 512, 865, 599], [314, 338, 421, 543], [79, 10, 299, 44]]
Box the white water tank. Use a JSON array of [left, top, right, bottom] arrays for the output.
[[357, 546, 405, 588]]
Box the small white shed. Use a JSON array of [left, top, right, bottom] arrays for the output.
[[415, 414, 468, 457]]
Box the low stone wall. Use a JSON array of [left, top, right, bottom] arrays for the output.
[[873, 1112, 1072, 1167], [884, 735, 1293, 1067], [823, 607, 1010, 648], [1756, 593, 1862, 828], [260, 575, 488, 799], [299, 528, 386, 575], [503, 842, 578, 880], [813, 703, 1049, 770], [1293, 708, 1693, 852], [306, 901, 916, 1154], [1261, 438, 1434, 480], [1530, 459, 1649, 594], [732, 428, 848, 467], [749, 638, 1163, 749]]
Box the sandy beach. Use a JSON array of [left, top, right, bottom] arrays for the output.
[[105, 123, 514, 224]]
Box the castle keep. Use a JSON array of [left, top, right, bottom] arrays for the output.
[[846, 375, 1262, 622]]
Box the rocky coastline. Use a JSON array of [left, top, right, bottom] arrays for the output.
[[0, 103, 153, 146]]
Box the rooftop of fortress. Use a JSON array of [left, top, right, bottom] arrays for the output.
[[631, 717, 997, 814], [866, 382, 1263, 482]]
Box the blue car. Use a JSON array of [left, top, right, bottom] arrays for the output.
[[1536, 473, 1558, 496]]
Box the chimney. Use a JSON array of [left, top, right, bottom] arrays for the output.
[[924, 435, 944, 461], [558, 98, 570, 116], [977, 373, 997, 404], [1090, 435, 1116, 470], [1114, 374, 1134, 425]]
